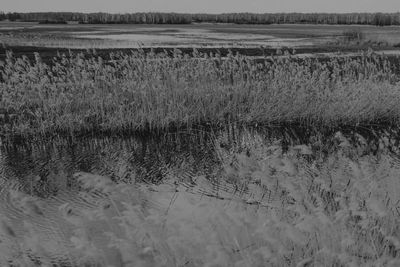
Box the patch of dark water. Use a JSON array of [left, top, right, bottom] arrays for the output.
[[1, 123, 400, 198], [0, 45, 380, 63]]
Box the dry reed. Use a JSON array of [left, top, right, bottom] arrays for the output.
[[0, 49, 399, 138]]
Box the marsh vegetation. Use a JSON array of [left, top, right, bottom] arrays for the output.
[[1, 17, 400, 267], [1, 49, 400, 140]]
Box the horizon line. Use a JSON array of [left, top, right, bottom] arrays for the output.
[[2, 11, 400, 14]]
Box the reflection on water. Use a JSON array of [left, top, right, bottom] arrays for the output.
[[1, 125, 400, 266], [1, 129, 218, 196], [1, 125, 400, 197]]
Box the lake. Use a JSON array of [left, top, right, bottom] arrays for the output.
[[2, 23, 400, 48]]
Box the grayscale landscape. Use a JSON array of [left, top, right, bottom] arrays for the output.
[[1, 3, 400, 267]]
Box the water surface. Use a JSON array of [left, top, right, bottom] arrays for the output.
[[1, 125, 400, 265]]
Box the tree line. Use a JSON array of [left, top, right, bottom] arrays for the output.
[[0, 12, 399, 26]]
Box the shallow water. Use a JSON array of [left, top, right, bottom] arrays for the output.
[[1, 125, 399, 197], [72, 28, 317, 48], [0, 23, 338, 48], [1, 125, 400, 265]]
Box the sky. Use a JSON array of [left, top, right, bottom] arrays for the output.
[[2, 0, 400, 13]]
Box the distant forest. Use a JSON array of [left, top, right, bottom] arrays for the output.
[[1, 12, 400, 26]]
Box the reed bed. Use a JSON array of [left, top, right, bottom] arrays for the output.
[[0, 49, 399, 138]]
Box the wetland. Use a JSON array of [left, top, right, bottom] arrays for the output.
[[1, 20, 400, 267]]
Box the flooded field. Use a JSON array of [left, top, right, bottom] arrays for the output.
[[1, 23, 400, 48], [2, 125, 400, 266]]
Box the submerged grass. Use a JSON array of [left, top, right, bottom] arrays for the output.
[[0, 49, 400, 138], [2, 132, 400, 266]]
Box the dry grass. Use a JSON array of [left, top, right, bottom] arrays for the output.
[[0, 49, 399, 138]]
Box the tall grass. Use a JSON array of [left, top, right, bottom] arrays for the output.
[[0, 49, 399, 138]]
